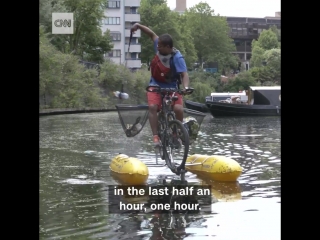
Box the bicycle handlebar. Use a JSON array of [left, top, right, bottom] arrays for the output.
[[146, 85, 194, 95]]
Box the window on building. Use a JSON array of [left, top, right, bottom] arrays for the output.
[[238, 53, 245, 60], [107, 1, 120, 8], [125, 7, 139, 14], [237, 28, 244, 35], [110, 32, 121, 41], [104, 17, 120, 25], [126, 37, 137, 44], [242, 28, 247, 35], [130, 7, 138, 13], [108, 50, 121, 57]]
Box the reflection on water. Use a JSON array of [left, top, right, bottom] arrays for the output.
[[40, 113, 280, 240]]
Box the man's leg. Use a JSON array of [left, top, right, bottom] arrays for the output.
[[173, 104, 184, 122], [148, 104, 158, 136], [173, 94, 184, 122], [147, 90, 161, 145]]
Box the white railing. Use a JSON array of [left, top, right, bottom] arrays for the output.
[[125, 13, 140, 22], [125, 44, 141, 52], [124, 0, 141, 7], [125, 29, 141, 37]]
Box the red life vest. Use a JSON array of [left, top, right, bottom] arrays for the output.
[[150, 50, 178, 83]]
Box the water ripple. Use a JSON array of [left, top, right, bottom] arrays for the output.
[[40, 113, 280, 239]]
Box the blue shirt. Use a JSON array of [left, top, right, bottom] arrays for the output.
[[149, 38, 187, 88]]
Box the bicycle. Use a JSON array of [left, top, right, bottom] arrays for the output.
[[146, 85, 194, 181]]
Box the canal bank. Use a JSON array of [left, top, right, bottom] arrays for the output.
[[39, 108, 117, 116]]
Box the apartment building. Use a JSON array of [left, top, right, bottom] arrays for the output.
[[100, 0, 142, 69]]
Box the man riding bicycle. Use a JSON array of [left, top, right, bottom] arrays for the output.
[[130, 23, 191, 147]]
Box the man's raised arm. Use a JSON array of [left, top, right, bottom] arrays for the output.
[[130, 23, 158, 42]]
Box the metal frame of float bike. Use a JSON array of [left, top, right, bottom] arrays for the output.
[[146, 85, 194, 181]]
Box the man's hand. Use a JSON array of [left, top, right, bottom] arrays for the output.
[[131, 23, 158, 41], [182, 87, 194, 95], [130, 23, 139, 33]]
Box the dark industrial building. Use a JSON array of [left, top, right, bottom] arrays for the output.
[[226, 12, 281, 71]]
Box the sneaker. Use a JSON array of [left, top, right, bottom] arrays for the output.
[[153, 135, 160, 147]]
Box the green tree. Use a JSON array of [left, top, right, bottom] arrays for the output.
[[184, 2, 238, 72], [252, 29, 279, 50], [183, 71, 222, 102], [250, 48, 281, 85], [139, 0, 197, 67], [146, 0, 167, 5], [40, 0, 67, 26], [224, 71, 258, 92], [250, 28, 280, 85], [97, 59, 151, 105], [40, 0, 113, 63], [40, 26, 109, 108], [270, 25, 281, 42], [250, 45, 265, 67], [264, 48, 281, 73], [172, 12, 198, 67]]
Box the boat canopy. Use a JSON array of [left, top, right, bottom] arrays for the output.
[[249, 86, 281, 106], [250, 86, 281, 91], [210, 91, 246, 96]]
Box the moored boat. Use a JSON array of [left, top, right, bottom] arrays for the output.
[[185, 100, 208, 113], [206, 86, 281, 117]]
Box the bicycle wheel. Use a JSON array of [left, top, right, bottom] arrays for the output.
[[158, 112, 175, 160], [157, 116, 166, 160], [162, 119, 190, 175], [158, 120, 165, 160]]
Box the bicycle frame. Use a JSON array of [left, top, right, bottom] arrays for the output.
[[158, 90, 178, 131], [146, 85, 194, 180]]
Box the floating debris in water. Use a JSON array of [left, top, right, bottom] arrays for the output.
[[84, 150, 97, 155], [213, 133, 233, 137], [236, 134, 264, 137], [58, 179, 104, 184], [268, 159, 280, 163], [71, 175, 87, 179]]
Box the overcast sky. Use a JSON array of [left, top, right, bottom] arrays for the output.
[[167, 0, 281, 18]]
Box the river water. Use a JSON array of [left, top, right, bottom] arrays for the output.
[[40, 112, 281, 240]]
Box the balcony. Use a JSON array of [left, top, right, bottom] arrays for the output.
[[125, 28, 141, 37], [125, 0, 140, 7], [105, 57, 121, 65], [126, 59, 141, 68], [229, 32, 259, 39], [125, 43, 141, 52], [125, 13, 140, 22], [235, 46, 246, 52]]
